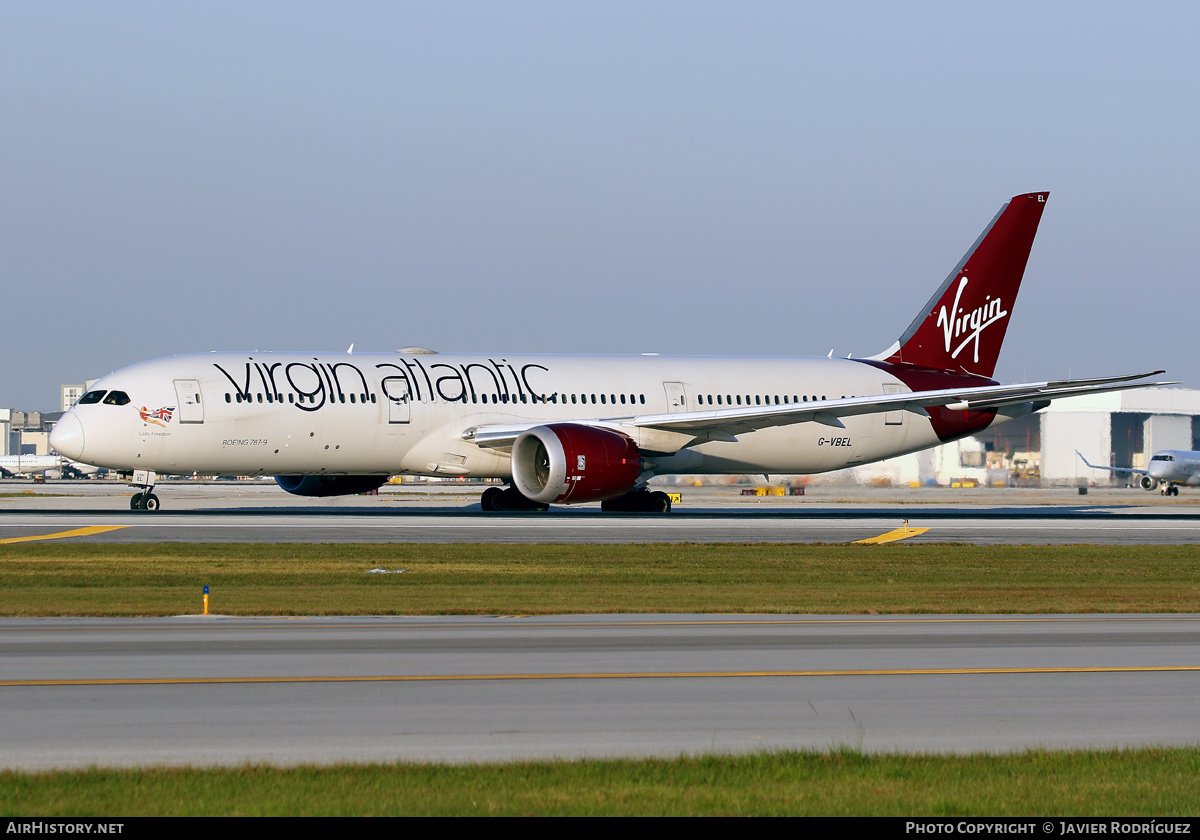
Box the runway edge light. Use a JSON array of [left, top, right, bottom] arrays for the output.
[[203, 585, 209, 616]]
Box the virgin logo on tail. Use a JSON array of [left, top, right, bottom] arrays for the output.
[[936, 276, 1008, 364]]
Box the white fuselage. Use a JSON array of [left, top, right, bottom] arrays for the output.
[[0, 454, 63, 476], [1147, 451, 1200, 487], [51, 351, 1001, 479]]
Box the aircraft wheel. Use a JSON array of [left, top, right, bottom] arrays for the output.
[[649, 491, 672, 513], [143, 493, 160, 511], [503, 487, 548, 512], [481, 486, 503, 512], [130, 493, 144, 510], [482, 486, 547, 512], [1169, 485, 1180, 497]]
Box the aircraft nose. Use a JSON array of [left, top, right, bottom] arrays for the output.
[[50, 412, 85, 461]]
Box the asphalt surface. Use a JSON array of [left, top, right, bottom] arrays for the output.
[[3, 481, 1200, 544], [3, 613, 1199, 769], [4, 481, 1197, 770]]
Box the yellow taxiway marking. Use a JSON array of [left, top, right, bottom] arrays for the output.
[[0, 526, 127, 545], [5, 665, 1199, 688], [852, 525, 930, 544]]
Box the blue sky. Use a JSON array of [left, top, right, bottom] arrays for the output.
[[2, 2, 1197, 409]]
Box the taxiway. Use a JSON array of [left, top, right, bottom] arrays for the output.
[[2, 482, 1200, 544], [3, 613, 1199, 769]]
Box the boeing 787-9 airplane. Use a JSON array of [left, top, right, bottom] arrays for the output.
[[50, 192, 1170, 512]]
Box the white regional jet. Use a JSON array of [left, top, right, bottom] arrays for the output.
[[50, 192, 1171, 513], [1076, 450, 1200, 496]]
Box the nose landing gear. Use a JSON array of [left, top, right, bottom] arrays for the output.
[[129, 470, 161, 512]]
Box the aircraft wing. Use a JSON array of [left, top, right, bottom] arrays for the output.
[[1075, 450, 1146, 476], [465, 370, 1171, 451], [630, 370, 1172, 435]]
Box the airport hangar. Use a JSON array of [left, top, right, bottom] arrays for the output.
[[841, 388, 1200, 488]]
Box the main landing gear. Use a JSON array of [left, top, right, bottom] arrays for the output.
[[600, 489, 673, 513], [479, 486, 674, 513], [481, 486, 549, 512], [129, 470, 161, 512], [1162, 484, 1180, 496]]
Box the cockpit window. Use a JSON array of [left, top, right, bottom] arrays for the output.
[[1152, 454, 1175, 462], [77, 391, 106, 405], [102, 391, 131, 406]]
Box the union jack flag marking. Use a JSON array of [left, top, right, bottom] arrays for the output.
[[139, 406, 175, 426]]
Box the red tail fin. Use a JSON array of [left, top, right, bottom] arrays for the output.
[[877, 192, 1048, 378]]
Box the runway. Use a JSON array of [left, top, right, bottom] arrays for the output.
[[2, 482, 1200, 544], [3, 613, 1199, 769]]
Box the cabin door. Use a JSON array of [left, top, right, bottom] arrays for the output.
[[173, 380, 204, 424], [663, 382, 688, 413]]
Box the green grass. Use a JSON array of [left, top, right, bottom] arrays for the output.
[[4, 748, 1200, 816], [4, 542, 1198, 815], [1, 542, 1198, 616]]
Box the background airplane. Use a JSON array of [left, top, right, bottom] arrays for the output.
[[1076, 450, 1199, 495], [49, 192, 1172, 512], [0, 454, 100, 479]]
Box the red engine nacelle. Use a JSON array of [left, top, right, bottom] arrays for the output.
[[511, 424, 643, 504]]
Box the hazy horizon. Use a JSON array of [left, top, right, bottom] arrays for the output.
[[3, 2, 1197, 411]]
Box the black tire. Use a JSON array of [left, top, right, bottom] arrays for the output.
[[143, 493, 160, 511], [481, 486, 503, 512], [503, 487, 548, 512], [650, 491, 672, 513], [130, 493, 144, 510]]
